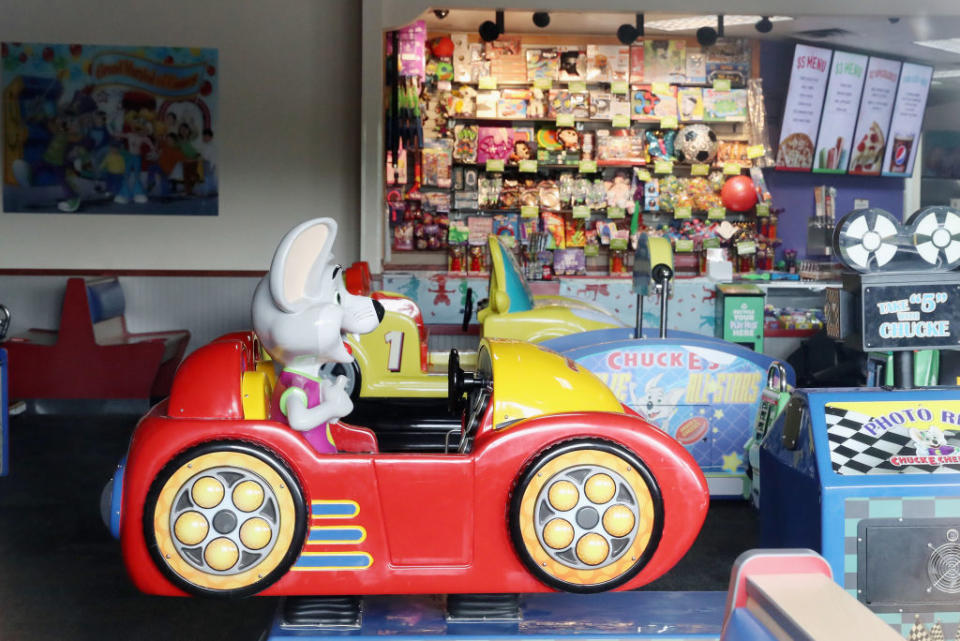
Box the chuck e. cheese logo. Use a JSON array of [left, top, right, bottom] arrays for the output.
[[829, 401, 960, 470], [594, 348, 762, 407]]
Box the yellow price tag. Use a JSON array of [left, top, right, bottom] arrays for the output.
[[568, 80, 586, 93], [691, 163, 710, 176], [572, 206, 591, 219], [612, 114, 631, 128], [756, 203, 771, 217], [675, 239, 695, 252], [712, 78, 731, 91], [520, 205, 539, 218], [660, 116, 678, 129], [519, 160, 538, 172], [654, 160, 673, 174], [607, 206, 626, 219], [578, 160, 598, 173], [485, 159, 505, 172], [674, 206, 692, 219], [708, 207, 725, 220], [556, 114, 575, 127], [478, 76, 497, 90], [651, 82, 671, 94], [611, 81, 628, 94], [637, 169, 652, 182], [747, 144, 766, 159], [723, 162, 741, 175], [534, 77, 552, 90]]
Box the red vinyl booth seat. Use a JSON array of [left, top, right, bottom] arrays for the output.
[[4, 277, 190, 401]]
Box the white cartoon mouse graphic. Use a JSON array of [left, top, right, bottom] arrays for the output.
[[635, 373, 685, 432], [910, 426, 956, 457], [252, 218, 384, 453]]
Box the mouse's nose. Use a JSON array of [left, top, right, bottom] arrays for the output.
[[373, 299, 385, 322]]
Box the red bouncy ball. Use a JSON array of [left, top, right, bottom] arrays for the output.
[[720, 175, 757, 212], [431, 36, 455, 58]]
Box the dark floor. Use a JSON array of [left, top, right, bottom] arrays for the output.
[[0, 412, 757, 641]]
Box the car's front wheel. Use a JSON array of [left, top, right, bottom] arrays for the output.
[[509, 439, 663, 593], [143, 441, 307, 597]]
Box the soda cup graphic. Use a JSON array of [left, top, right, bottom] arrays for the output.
[[889, 133, 913, 173]]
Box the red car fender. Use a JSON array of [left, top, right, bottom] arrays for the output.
[[469, 410, 709, 589], [119, 409, 318, 596]]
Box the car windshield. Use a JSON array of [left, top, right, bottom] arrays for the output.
[[493, 237, 534, 312]]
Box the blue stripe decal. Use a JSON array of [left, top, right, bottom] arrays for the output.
[[293, 552, 372, 570], [309, 527, 365, 543], [311, 501, 359, 518]]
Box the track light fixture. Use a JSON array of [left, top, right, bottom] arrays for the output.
[[479, 9, 504, 42], [532, 11, 550, 28], [755, 16, 773, 33], [433, 9, 449, 19], [696, 14, 722, 47], [616, 12, 644, 45]]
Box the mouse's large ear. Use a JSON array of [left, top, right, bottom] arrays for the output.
[[268, 218, 337, 313]]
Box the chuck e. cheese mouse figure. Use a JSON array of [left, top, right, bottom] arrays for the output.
[[252, 218, 384, 453]]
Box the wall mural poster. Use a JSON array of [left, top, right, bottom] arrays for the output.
[[2, 42, 218, 215]]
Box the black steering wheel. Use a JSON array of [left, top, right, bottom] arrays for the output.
[[461, 288, 474, 332], [448, 348, 487, 416]]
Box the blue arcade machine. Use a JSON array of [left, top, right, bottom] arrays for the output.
[[759, 207, 960, 636]]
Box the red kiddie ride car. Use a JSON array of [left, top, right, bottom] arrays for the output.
[[104, 332, 708, 598]]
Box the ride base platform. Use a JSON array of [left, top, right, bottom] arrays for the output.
[[262, 591, 726, 640]]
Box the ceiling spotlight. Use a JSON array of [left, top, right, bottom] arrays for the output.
[[889, 17, 900, 23], [532, 11, 550, 28], [479, 9, 504, 42], [755, 16, 773, 33], [616, 12, 644, 45], [433, 9, 449, 19], [696, 25, 718, 46]]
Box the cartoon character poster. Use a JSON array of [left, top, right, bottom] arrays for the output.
[[3, 42, 218, 215], [574, 342, 766, 476]]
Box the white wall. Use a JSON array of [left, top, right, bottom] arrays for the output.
[[0, 0, 362, 270]]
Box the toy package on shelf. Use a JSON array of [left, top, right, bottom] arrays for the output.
[[485, 37, 526, 83], [559, 47, 587, 82], [685, 45, 707, 84], [476, 127, 513, 163], [631, 84, 678, 121], [678, 87, 704, 121], [421, 140, 452, 188], [604, 169, 635, 210], [467, 215, 492, 273], [492, 213, 520, 247], [564, 217, 587, 247], [554, 248, 586, 275], [452, 125, 478, 163], [643, 39, 686, 83], [444, 85, 477, 117], [609, 94, 631, 120], [526, 48, 560, 82], [703, 89, 748, 122], [497, 88, 530, 118], [394, 20, 427, 79], [547, 90, 590, 119], [715, 140, 751, 168], [475, 90, 499, 118], [507, 128, 536, 164], [453, 38, 488, 83], [542, 211, 566, 249], [596, 129, 646, 165], [705, 38, 751, 88], [587, 44, 629, 83], [629, 44, 644, 83], [589, 91, 611, 119], [538, 179, 561, 211]]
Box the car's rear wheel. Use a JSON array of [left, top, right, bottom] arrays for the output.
[[144, 441, 307, 597], [509, 439, 663, 593]]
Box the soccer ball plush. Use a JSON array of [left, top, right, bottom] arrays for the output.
[[675, 124, 718, 164]]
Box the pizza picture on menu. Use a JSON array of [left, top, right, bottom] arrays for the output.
[[776, 132, 814, 169], [850, 121, 886, 175]]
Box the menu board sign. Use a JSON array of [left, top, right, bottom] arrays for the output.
[[776, 44, 832, 171], [813, 51, 868, 174], [848, 57, 901, 176], [881, 62, 933, 177]]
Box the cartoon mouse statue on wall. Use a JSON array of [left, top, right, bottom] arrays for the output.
[[252, 218, 385, 453]]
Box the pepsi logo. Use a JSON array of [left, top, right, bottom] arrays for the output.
[[894, 143, 908, 166]]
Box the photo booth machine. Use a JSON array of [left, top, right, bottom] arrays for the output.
[[758, 207, 960, 637]]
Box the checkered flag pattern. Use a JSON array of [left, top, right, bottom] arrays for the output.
[[931, 621, 946, 641], [826, 406, 960, 475], [910, 617, 932, 641]]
